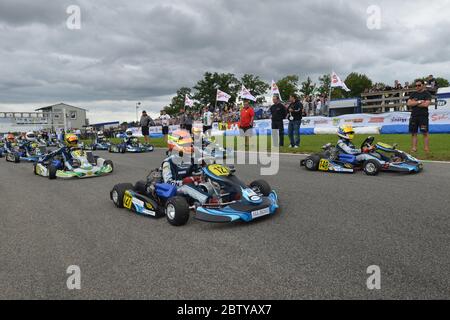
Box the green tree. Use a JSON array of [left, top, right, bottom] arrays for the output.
[[300, 77, 316, 97], [276, 75, 299, 100], [436, 77, 449, 88], [239, 74, 269, 104], [318, 74, 331, 97], [193, 72, 240, 107], [344, 72, 373, 98], [166, 87, 191, 115]]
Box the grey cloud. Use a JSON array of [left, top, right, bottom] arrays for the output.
[[0, 0, 449, 122]]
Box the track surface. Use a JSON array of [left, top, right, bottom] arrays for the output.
[[1, 150, 449, 299]]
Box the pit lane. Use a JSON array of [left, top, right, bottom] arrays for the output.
[[0, 149, 449, 299]]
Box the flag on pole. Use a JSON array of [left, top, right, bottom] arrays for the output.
[[184, 94, 194, 107], [331, 72, 350, 92], [271, 80, 282, 100], [239, 85, 257, 102], [216, 89, 231, 102]]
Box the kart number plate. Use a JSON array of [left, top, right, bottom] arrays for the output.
[[123, 193, 133, 209], [251, 207, 270, 219], [318, 159, 330, 171]]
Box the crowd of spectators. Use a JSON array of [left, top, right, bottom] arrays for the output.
[[365, 75, 439, 94]]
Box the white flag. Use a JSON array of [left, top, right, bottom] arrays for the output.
[[271, 80, 282, 100], [184, 94, 194, 107], [331, 71, 350, 92], [216, 89, 231, 102], [239, 85, 256, 102]]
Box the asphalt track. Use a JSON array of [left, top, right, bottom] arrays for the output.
[[0, 149, 449, 299]]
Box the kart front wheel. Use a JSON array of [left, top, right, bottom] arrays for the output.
[[250, 180, 272, 197], [48, 165, 57, 180], [104, 160, 114, 172], [304, 155, 320, 171], [363, 159, 381, 176], [165, 196, 190, 226], [110, 183, 134, 208]]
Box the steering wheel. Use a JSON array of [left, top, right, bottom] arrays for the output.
[[361, 136, 375, 149]]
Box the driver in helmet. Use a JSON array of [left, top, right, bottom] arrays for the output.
[[124, 129, 138, 146], [96, 130, 106, 144], [40, 133, 80, 165], [3, 133, 16, 152], [337, 125, 375, 161]]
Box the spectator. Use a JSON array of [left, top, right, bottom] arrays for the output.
[[270, 95, 287, 147], [202, 106, 213, 136], [407, 79, 432, 153], [426, 75, 437, 92], [160, 110, 171, 144], [239, 99, 255, 148], [140, 110, 153, 144], [287, 94, 303, 148], [184, 109, 193, 133]]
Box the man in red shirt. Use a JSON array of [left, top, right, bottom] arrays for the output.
[[239, 99, 255, 148]]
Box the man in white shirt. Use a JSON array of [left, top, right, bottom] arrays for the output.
[[202, 107, 213, 136], [160, 110, 171, 144]]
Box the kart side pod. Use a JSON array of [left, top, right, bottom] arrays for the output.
[[338, 154, 357, 164], [155, 183, 177, 199]]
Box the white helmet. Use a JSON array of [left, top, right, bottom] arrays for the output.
[[26, 132, 37, 142], [126, 129, 133, 137], [97, 130, 104, 137]]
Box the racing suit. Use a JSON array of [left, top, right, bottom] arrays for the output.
[[337, 139, 373, 162], [161, 155, 209, 204], [41, 146, 77, 170]]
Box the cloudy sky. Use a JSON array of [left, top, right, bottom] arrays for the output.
[[0, 0, 449, 123]]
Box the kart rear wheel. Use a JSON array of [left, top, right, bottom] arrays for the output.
[[13, 153, 20, 163], [363, 159, 381, 176], [104, 160, 114, 172], [48, 165, 57, 180], [120, 146, 126, 154], [33, 163, 38, 175], [304, 155, 320, 171], [110, 183, 134, 208], [165, 196, 190, 226], [250, 180, 272, 197]]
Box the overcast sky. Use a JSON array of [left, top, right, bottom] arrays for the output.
[[1, 0, 449, 123]]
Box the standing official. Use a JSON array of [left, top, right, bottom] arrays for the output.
[[270, 95, 287, 147]]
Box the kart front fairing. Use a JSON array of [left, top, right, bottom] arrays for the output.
[[36, 149, 113, 178], [194, 164, 279, 223]]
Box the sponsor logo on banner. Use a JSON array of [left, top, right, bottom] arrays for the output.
[[431, 113, 449, 122], [314, 120, 329, 125], [390, 116, 408, 123], [369, 117, 385, 124], [302, 119, 311, 126], [332, 118, 341, 126]]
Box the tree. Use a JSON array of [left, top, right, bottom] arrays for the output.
[[239, 74, 269, 104], [192, 72, 240, 107], [300, 77, 316, 97], [276, 75, 299, 100], [318, 74, 331, 97], [166, 87, 191, 115], [344, 72, 373, 98], [436, 77, 449, 88]]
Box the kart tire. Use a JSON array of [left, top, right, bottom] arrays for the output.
[[13, 153, 20, 163], [304, 155, 320, 171], [110, 183, 134, 208], [48, 165, 57, 180], [108, 146, 113, 153], [92, 145, 97, 151], [104, 160, 114, 172], [165, 196, 190, 226], [363, 159, 381, 176], [120, 146, 126, 154], [33, 163, 38, 175], [250, 180, 272, 197]]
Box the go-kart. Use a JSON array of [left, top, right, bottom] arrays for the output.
[[84, 140, 111, 151], [168, 129, 234, 160], [4, 142, 47, 163], [109, 137, 154, 153], [34, 148, 114, 179], [301, 136, 423, 176], [110, 160, 279, 226]]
